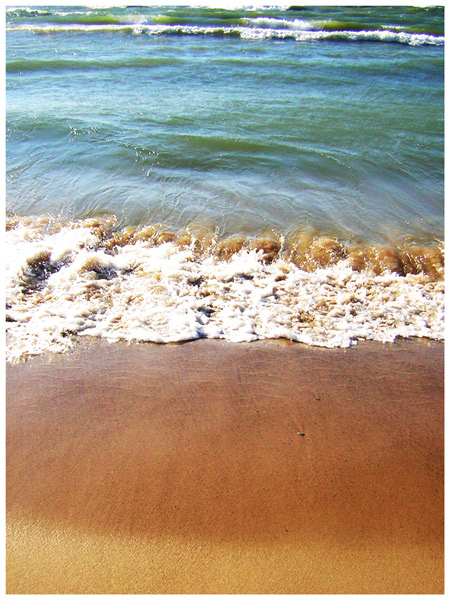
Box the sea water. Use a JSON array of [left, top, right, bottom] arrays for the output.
[[6, 5, 444, 361]]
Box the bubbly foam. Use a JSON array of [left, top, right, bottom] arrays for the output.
[[5, 216, 444, 362]]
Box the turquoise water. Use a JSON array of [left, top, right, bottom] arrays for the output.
[[6, 5, 444, 245], [5, 5, 445, 361]]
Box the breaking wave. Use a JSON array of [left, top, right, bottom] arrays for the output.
[[6, 216, 444, 362], [6, 22, 444, 46]]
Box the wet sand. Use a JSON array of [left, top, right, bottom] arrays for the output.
[[6, 338, 444, 594]]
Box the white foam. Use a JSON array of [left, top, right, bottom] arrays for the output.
[[245, 17, 313, 30], [5, 22, 444, 46], [5, 220, 445, 362]]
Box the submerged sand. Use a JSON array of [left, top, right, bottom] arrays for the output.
[[6, 338, 444, 594]]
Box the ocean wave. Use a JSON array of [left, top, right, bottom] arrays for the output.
[[6, 22, 444, 45], [6, 8, 146, 25], [244, 16, 313, 29], [6, 7, 53, 16], [239, 27, 444, 45], [5, 216, 444, 362], [7, 55, 185, 73]]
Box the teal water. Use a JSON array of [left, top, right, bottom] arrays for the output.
[[6, 4, 444, 245], [5, 5, 445, 360]]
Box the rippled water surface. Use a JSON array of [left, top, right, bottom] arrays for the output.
[[7, 4, 444, 243], [5, 5, 445, 360]]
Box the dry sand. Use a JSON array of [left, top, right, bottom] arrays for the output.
[[6, 338, 444, 594]]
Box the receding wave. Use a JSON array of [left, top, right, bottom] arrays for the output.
[[6, 22, 444, 46], [6, 216, 444, 362]]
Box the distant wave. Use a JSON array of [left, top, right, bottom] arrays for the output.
[[7, 56, 185, 73], [245, 17, 313, 29], [6, 22, 444, 46], [6, 7, 53, 15], [6, 7, 143, 20]]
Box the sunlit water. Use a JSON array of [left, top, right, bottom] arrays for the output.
[[6, 5, 444, 360]]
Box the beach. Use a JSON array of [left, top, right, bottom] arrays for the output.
[[6, 337, 444, 594], [6, 4, 444, 594]]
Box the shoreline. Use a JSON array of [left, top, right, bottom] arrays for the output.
[[6, 337, 444, 593], [6, 215, 445, 363]]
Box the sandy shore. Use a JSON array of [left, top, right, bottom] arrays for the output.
[[6, 338, 444, 594]]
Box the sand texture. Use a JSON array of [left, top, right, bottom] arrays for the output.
[[6, 338, 444, 594]]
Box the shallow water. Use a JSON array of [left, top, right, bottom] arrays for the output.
[[7, 5, 444, 242], [5, 5, 445, 360]]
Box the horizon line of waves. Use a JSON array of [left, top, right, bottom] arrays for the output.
[[6, 7, 53, 15], [6, 23, 444, 45], [6, 6, 262, 17], [6, 9, 149, 25]]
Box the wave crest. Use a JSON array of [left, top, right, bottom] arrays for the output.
[[6, 22, 444, 46]]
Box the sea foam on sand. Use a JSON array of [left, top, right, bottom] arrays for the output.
[[6, 216, 444, 362]]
